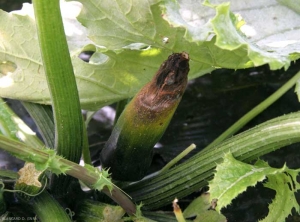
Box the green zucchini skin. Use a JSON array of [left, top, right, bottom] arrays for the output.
[[100, 52, 190, 181]]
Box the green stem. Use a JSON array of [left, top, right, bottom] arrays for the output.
[[85, 111, 96, 127], [22, 102, 55, 148], [0, 134, 136, 215], [33, 0, 85, 194], [32, 0, 83, 161], [0, 169, 18, 179], [32, 191, 72, 222], [124, 112, 300, 209], [23, 103, 92, 167], [159, 144, 196, 173], [0, 99, 44, 148], [204, 70, 300, 150]]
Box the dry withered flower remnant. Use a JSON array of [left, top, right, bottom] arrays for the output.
[[100, 52, 190, 181]]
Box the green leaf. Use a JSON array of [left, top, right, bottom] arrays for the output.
[[0, 1, 212, 110], [74, 0, 160, 50], [183, 193, 226, 222], [1, 0, 300, 110], [165, 0, 300, 69], [74, 0, 253, 70], [11, 1, 92, 56], [209, 153, 300, 221], [259, 171, 300, 222], [194, 210, 226, 222], [183, 193, 211, 218], [209, 2, 290, 70], [209, 153, 286, 211], [278, 0, 300, 14]]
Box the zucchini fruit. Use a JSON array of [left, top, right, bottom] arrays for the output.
[[100, 52, 190, 181]]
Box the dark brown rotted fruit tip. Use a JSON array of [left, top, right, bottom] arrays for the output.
[[155, 52, 190, 92], [138, 52, 190, 109]]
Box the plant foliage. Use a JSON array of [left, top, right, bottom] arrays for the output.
[[209, 153, 300, 221], [0, 0, 299, 109], [0, 0, 300, 221]]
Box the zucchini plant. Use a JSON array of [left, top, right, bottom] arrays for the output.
[[0, 0, 300, 221]]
